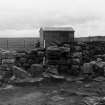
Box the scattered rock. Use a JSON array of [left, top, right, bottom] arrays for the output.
[[51, 95, 64, 102], [93, 76, 105, 82]]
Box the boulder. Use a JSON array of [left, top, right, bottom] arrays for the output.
[[81, 96, 105, 105], [82, 63, 94, 74], [30, 64, 44, 77], [12, 66, 31, 79], [46, 65, 58, 75], [2, 59, 15, 64], [72, 52, 82, 58], [72, 58, 81, 65]]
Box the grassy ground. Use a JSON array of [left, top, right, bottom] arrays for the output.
[[0, 78, 105, 105]]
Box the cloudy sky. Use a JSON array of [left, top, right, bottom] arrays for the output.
[[0, 0, 105, 37]]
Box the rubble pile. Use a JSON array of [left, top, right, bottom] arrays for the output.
[[0, 40, 105, 86], [44, 41, 105, 77], [46, 45, 70, 74], [71, 45, 82, 75], [15, 48, 44, 70], [81, 41, 105, 62], [81, 96, 105, 105]]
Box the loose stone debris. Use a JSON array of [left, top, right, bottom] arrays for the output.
[[0, 41, 105, 105], [81, 96, 105, 105], [0, 41, 105, 85]]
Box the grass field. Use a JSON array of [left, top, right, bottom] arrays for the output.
[[0, 37, 39, 50], [75, 36, 105, 42], [0, 36, 104, 50]]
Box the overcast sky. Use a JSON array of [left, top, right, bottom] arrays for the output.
[[0, 0, 105, 37]]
